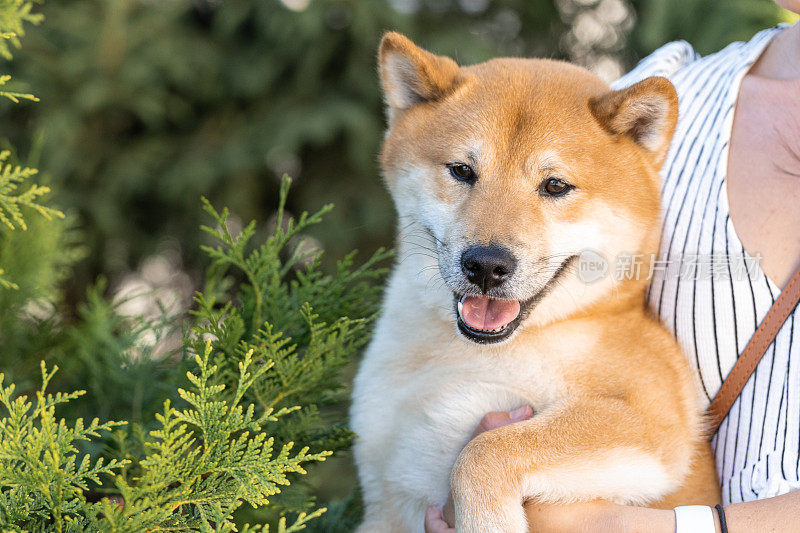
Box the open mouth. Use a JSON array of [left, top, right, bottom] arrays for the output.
[[453, 254, 579, 344], [455, 294, 528, 344]]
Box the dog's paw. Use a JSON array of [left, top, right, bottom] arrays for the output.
[[450, 435, 527, 533], [452, 503, 527, 533]]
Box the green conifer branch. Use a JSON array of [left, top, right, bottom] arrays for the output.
[[0, 176, 388, 529], [0, 1, 43, 60], [0, 343, 334, 530], [0, 151, 63, 231], [0, 73, 36, 102], [1, 3, 42, 102], [0, 362, 128, 530]]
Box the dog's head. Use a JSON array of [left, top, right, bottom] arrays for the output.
[[378, 33, 677, 345]]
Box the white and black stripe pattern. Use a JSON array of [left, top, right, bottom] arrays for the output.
[[613, 24, 800, 504]]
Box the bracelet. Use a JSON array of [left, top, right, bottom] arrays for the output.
[[673, 505, 716, 533], [714, 504, 729, 533]]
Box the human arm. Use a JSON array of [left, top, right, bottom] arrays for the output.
[[425, 409, 800, 533], [522, 488, 800, 533]]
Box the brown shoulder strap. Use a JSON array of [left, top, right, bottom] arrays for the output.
[[707, 263, 800, 435]]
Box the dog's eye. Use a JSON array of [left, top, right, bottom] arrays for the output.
[[541, 177, 573, 197], [448, 163, 477, 184]]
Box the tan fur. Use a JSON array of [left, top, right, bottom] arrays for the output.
[[351, 32, 720, 533]]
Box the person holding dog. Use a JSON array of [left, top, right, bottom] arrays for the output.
[[426, 1, 800, 531]]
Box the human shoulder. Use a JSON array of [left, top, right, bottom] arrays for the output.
[[611, 41, 699, 90]]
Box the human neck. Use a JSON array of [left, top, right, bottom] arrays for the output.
[[750, 21, 800, 80]]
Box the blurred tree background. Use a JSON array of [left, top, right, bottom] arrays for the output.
[[0, 0, 795, 529]]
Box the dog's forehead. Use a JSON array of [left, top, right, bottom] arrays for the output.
[[442, 59, 610, 165], [461, 58, 607, 115]]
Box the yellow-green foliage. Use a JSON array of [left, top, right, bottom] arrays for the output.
[[0, 1, 385, 530], [0, 73, 36, 103], [0, 347, 330, 531], [1, 0, 56, 290], [0, 178, 388, 530], [191, 177, 390, 523], [0, 151, 62, 233], [0, 362, 126, 529], [0, 0, 40, 101], [0, 0, 42, 59]]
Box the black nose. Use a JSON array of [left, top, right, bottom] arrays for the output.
[[460, 245, 517, 292]]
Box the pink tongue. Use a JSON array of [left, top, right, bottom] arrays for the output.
[[460, 295, 521, 331]]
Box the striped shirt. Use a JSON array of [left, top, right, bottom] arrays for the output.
[[613, 24, 800, 505]]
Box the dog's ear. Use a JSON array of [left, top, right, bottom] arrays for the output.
[[378, 32, 459, 124], [589, 77, 678, 168]]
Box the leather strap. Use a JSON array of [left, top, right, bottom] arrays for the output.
[[707, 263, 800, 435]]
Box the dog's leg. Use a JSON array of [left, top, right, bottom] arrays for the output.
[[450, 398, 691, 533]]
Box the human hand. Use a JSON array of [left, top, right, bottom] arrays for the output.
[[424, 505, 454, 533]]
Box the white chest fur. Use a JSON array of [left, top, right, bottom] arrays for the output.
[[350, 274, 585, 531]]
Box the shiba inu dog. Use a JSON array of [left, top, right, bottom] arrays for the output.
[[350, 32, 721, 533]]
